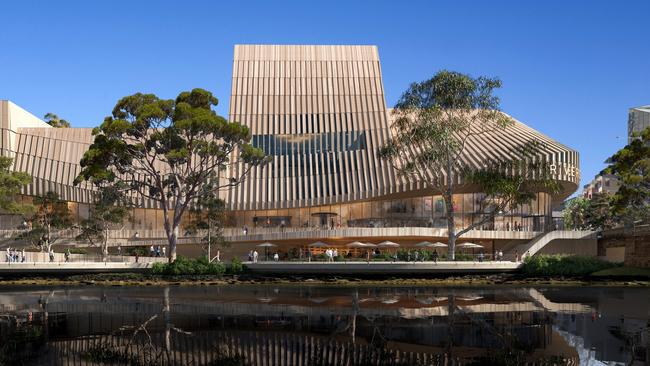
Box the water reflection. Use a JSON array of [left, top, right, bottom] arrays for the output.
[[0, 285, 648, 365]]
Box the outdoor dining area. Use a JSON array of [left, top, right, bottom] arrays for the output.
[[249, 240, 491, 262]]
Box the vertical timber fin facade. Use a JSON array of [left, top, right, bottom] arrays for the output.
[[228, 45, 394, 210]]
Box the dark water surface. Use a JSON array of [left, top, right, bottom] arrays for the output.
[[0, 285, 649, 365]]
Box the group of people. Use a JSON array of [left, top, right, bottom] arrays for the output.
[[149, 245, 166, 257], [5, 248, 26, 263], [247, 250, 259, 263], [324, 248, 339, 262], [494, 250, 505, 261]]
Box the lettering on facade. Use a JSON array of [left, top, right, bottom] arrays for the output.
[[549, 163, 580, 181]]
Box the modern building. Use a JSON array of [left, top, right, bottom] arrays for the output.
[[0, 45, 590, 258], [582, 173, 620, 199], [628, 105, 650, 142]]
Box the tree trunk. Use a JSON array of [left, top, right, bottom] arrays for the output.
[[445, 194, 456, 261], [445, 158, 457, 261], [101, 238, 109, 262], [168, 225, 178, 263]]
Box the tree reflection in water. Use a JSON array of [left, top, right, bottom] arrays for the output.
[[0, 285, 647, 365]]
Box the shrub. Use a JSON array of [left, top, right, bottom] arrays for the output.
[[521, 255, 619, 276], [150, 256, 226, 276], [229, 257, 244, 274]]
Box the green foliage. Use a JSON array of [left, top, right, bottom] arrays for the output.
[[16, 191, 73, 252], [126, 246, 147, 256], [76, 185, 130, 257], [186, 189, 230, 256], [229, 257, 244, 274], [44, 112, 71, 128], [150, 256, 226, 276], [378, 70, 555, 260], [75, 88, 269, 262], [521, 255, 619, 276], [563, 194, 613, 230], [603, 127, 650, 225], [0, 156, 33, 215]]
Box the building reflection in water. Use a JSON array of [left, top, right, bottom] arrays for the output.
[[0, 286, 648, 365]]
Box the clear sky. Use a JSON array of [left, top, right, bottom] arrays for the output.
[[1, 1, 648, 190]]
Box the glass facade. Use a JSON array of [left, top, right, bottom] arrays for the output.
[[223, 192, 554, 232]]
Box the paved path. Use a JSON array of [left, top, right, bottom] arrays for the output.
[[0, 260, 521, 275], [0, 261, 153, 275]]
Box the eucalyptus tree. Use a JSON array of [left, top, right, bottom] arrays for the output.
[[77, 185, 130, 261], [75, 88, 269, 262], [379, 71, 559, 260], [185, 187, 228, 262], [0, 156, 33, 215], [44, 113, 71, 128], [17, 191, 73, 253], [604, 126, 650, 225]]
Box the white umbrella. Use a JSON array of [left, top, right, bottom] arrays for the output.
[[346, 241, 367, 248], [414, 241, 432, 247], [364, 243, 378, 248], [308, 241, 330, 248], [257, 242, 277, 261], [456, 242, 483, 249], [377, 241, 399, 248], [430, 242, 447, 248]]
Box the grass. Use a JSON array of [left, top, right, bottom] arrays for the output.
[[590, 266, 650, 278]]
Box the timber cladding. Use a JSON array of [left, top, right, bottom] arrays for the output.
[[1, 45, 580, 210], [226, 45, 580, 211]]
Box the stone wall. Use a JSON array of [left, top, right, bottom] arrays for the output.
[[599, 226, 650, 267]]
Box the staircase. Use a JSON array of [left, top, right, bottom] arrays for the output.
[[504, 230, 596, 260]]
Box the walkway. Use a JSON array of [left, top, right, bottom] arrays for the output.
[[0, 261, 154, 275]]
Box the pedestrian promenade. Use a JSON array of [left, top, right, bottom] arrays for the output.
[[0, 261, 154, 274], [0, 259, 520, 275]]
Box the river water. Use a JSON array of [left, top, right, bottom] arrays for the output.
[[0, 285, 648, 365]]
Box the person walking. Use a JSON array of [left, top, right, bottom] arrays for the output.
[[273, 252, 279, 262], [49, 249, 55, 263], [149, 245, 155, 257], [21, 249, 26, 263], [514, 250, 520, 263], [162, 246, 166, 258], [253, 250, 259, 263], [432, 250, 438, 264]]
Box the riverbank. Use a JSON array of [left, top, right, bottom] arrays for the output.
[[1, 272, 649, 287]]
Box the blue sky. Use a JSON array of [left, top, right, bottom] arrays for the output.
[[1, 1, 648, 190]]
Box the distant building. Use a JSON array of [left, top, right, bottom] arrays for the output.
[[582, 173, 620, 199], [628, 105, 650, 143]]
